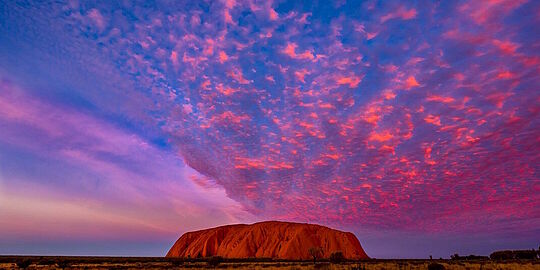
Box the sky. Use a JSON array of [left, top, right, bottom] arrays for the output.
[[0, 0, 539, 259]]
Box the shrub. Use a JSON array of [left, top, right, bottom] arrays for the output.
[[16, 259, 32, 269], [308, 246, 323, 263], [427, 262, 445, 270], [329, 251, 345, 263], [207, 256, 223, 267], [490, 250, 514, 260], [314, 262, 331, 269], [57, 260, 70, 269], [490, 249, 540, 260], [38, 258, 55, 265], [351, 264, 366, 270], [458, 255, 489, 260], [171, 258, 184, 266], [514, 250, 538, 260]]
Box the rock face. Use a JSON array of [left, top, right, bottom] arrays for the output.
[[166, 221, 369, 260]]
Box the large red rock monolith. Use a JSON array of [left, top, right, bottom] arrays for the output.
[[166, 221, 369, 260]]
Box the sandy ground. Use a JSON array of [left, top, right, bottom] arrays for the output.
[[0, 260, 540, 270], [0, 257, 539, 269]]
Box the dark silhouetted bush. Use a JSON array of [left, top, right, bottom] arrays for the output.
[[514, 250, 538, 260], [490, 249, 538, 260], [207, 256, 223, 267], [16, 259, 32, 269], [308, 246, 323, 263], [428, 262, 445, 270], [314, 262, 331, 269], [490, 250, 514, 260], [456, 255, 489, 260], [57, 260, 70, 269], [38, 258, 55, 265], [171, 258, 184, 266], [329, 251, 344, 263]]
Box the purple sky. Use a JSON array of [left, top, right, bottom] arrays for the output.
[[0, 0, 539, 258]]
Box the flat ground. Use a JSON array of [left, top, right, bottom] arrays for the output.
[[0, 256, 538, 269]]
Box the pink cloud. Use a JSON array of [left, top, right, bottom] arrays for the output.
[[269, 8, 279, 21], [369, 131, 394, 142], [424, 114, 441, 126], [228, 69, 250, 84], [216, 84, 239, 96], [294, 69, 309, 82], [380, 6, 417, 23], [223, 0, 236, 9], [426, 95, 455, 104], [87, 8, 106, 31], [224, 9, 235, 25], [218, 51, 228, 63], [170, 51, 179, 68], [404, 76, 420, 89], [282, 43, 315, 60], [493, 40, 520, 55], [336, 74, 363, 88]]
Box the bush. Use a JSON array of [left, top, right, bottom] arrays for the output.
[[427, 262, 445, 270], [207, 256, 223, 267], [490, 250, 514, 260], [458, 255, 489, 260], [171, 258, 184, 266], [308, 246, 323, 263], [38, 258, 56, 265], [57, 260, 70, 269], [329, 251, 344, 263], [314, 262, 332, 269], [514, 250, 538, 260], [16, 259, 32, 269], [490, 249, 538, 260]]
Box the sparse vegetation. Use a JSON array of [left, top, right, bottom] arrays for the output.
[[450, 254, 489, 260], [171, 258, 184, 267], [207, 256, 223, 267], [38, 258, 55, 265], [1, 256, 539, 269], [490, 251, 513, 260], [56, 260, 70, 269], [515, 250, 538, 260], [15, 259, 31, 269], [309, 246, 323, 263], [428, 262, 445, 270], [329, 251, 344, 263], [490, 249, 538, 260]]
